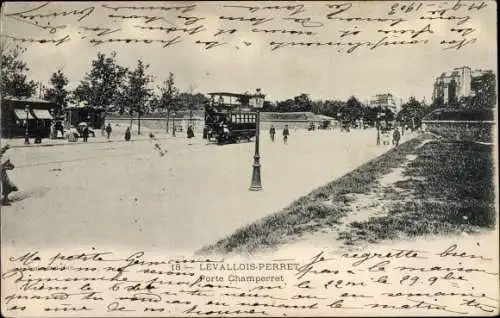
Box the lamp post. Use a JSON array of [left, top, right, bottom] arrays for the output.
[[249, 88, 265, 191], [24, 105, 30, 144], [172, 111, 176, 137], [376, 112, 385, 145]]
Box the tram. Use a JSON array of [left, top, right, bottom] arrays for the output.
[[203, 92, 257, 144]]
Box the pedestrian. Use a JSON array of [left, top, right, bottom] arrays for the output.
[[392, 127, 401, 146], [269, 125, 276, 142], [50, 123, 56, 139], [125, 126, 131, 141], [203, 126, 208, 140], [376, 126, 381, 145], [1, 145, 18, 205], [34, 127, 43, 144], [283, 124, 290, 144], [187, 125, 194, 145], [82, 125, 89, 142], [105, 123, 112, 139]]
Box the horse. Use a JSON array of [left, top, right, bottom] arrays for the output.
[[1, 159, 18, 205]]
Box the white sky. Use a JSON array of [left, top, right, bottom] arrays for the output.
[[0, 1, 497, 103]]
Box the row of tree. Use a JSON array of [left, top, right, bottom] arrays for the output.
[[266, 94, 425, 128], [1, 46, 214, 134], [0, 45, 427, 131], [2, 45, 492, 132]]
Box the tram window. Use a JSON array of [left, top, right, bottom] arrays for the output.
[[244, 114, 248, 123], [237, 114, 241, 123]]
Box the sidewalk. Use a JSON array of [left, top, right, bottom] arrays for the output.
[[1, 132, 180, 148]]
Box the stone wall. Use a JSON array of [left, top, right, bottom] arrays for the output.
[[422, 120, 496, 143]]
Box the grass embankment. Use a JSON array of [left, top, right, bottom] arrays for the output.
[[200, 134, 496, 255], [345, 139, 496, 242], [199, 136, 427, 255]]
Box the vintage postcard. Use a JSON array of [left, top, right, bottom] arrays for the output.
[[0, 1, 498, 316]]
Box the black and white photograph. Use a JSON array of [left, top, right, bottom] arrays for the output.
[[0, 1, 498, 316]]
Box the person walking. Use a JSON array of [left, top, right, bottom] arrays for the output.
[[1, 145, 18, 206], [82, 125, 89, 142], [392, 127, 401, 146], [269, 125, 276, 142], [187, 125, 194, 145], [187, 125, 194, 139], [282, 124, 290, 144], [125, 126, 131, 141], [105, 123, 112, 139]]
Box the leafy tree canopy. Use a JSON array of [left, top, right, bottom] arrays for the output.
[[1, 45, 37, 98], [44, 69, 69, 114]]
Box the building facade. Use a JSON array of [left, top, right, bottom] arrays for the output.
[[369, 93, 399, 113], [432, 66, 492, 105], [1, 97, 57, 138]]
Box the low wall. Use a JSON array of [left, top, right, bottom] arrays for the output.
[[107, 118, 203, 132], [107, 118, 341, 132], [422, 120, 496, 143]]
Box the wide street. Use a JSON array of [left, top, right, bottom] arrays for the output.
[[2, 125, 404, 253]]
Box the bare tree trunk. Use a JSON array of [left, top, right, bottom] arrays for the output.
[[129, 115, 133, 129]]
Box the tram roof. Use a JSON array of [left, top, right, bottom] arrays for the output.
[[207, 92, 249, 98]]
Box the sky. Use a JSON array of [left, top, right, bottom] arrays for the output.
[[0, 1, 497, 103]]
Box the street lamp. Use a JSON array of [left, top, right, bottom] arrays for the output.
[[24, 105, 30, 144], [249, 88, 265, 191], [376, 112, 385, 145], [172, 111, 176, 137]]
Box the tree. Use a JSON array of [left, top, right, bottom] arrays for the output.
[[276, 99, 295, 112], [396, 97, 430, 129], [469, 71, 496, 109], [73, 52, 127, 132], [321, 100, 345, 118], [431, 96, 445, 109], [293, 93, 312, 112], [342, 96, 364, 124], [311, 100, 324, 115], [44, 69, 69, 115], [1, 45, 37, 98], [157, 72, 179, 134], [120, 59, 153, 134]]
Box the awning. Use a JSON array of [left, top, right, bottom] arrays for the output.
[[32, 109, 53, 120], [14, 109, 34, 120]]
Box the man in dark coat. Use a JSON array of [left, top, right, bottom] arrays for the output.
[[1, 145, 18, 205], [283, 124, 290, 144], [82, 126, 89, 142], [269, 125, 276, 142], [105, 123, 112, 139], [392, 127, 401, 146], [187, 125, 194, 138], [125, 127, 131, 141]]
